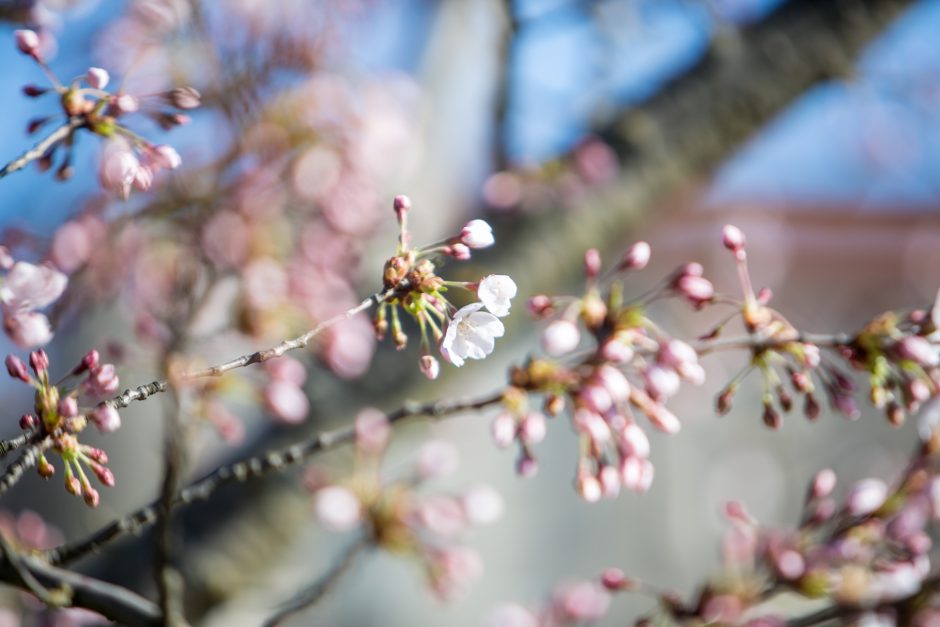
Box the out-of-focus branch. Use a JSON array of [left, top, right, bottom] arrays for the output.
[[0, 118, 82, 180], [0, 436, 52, 496], [45, 390, 503, 566], [0, 549, 161, 626], [103, 285, 400, 412], [262, 537, 368, 627]]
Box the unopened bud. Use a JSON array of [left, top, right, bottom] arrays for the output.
[[419, 354, 440, 380], [811, 469, 837, 500], [91, 463, 115, 487], [82, 485, 100, 507], [73, 349, 100, 375], [26, 116, 50, 134], [721, 224, 746, 253], [19, 414, 36, 430], [846, 478, 887, 516], [804, 394, 821, 420], [22, 85, 47, 97], [600, 568, 631, 591], [448, 243, 471, 260], [85, 67, 110, 90], [584, 248, 602, 279], [14, 29, 40, 58], [57, 396, 78, 418], [166, 86, 201, 109], [29, 350, 49, 376], [5, 355, 30, 382], [393, 194, 411, 220], [65, 474, 81, 495], [619, 241, 650, 270], [526, 295, 554, 318], [762, 403, 781, 429], [37, 455, 54, 478]]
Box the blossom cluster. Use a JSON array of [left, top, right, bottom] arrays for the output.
[[493, 243, 707, 500], [5, 348, 121, 507], [13, 29, 195, 197], [0, 251, 67, 348], [485, 579, 612, 627], [311, 408, 503, 601], [374, 196, 517, 378]]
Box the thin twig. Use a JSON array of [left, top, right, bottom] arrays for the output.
[[102, 286, 398, 412], [46, 390, 503, 566], [0, 436, 52, 496], [0, 551, 161, 626], [0, 119, 82, 180], [695, 331, 853, 356], [0, 431, 40, 459], [0, 532, 64, 607], [155, 389, 188, 626], [262, 538, 368, 627]]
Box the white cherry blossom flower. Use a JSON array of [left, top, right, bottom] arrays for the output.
[[440, 303, 505, 367], [459, 219, 495, 249], [478, 274, 517, 317]]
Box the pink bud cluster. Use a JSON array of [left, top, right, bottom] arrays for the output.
[[713, 225, 940, 429], [501, 241, 707, 499], [311, 409, 502, 601], [12, 29, 195, 195], [263, 356, 309, 424], [6, 348, 120, 506], [0, 253, 67, 348], [636, 465, 940, 624]]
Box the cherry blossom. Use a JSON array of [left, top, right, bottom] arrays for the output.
[[440, 303, 505, 367], [478, 274, 517, 317], [0, 261, 67, 348]]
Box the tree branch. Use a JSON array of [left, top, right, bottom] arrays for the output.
[[0, 118, 83, 180], [0, 550, 161, 626], [262, 537, 368, 627], [45, 391, 503, 566], [0, 436, 52, 496]]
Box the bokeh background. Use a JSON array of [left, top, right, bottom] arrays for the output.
[[1, 0, 939, 625]]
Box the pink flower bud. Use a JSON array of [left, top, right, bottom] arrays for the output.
[[57, 396, 78, 418], [82, 485, 100, 507], [461, 485, 504, 525], [846, 478, 887, 516], [5, 355, 30, 382], [579, 384, 612, 414], [416, 440, 459, 479], [113, 94, 139, 114], [354, 408, 390, 454], [553, 581, 610, 621], [29, 349, 49, 376], [314, 486, 362, 531], [721, 224, 746, 252], [14, 29, 40, 57], [419, 354, 440, 380], [619, 241, 650, 270], [542, 320, 580, 356], [91, 463, 115, 487], [449, 243, 471, 260], [600, 338, 634, 363], [491, 412, 517, 448], [393, 194, 411, 219], [151, 145, 181, 170], [419, 496, 466, 537], [519, 412, 547, 444], [578, 475, 602, 502], [599, 465, 620, 498], [596, 365, 631, 403], [811, 468, 837, 499], [264, 380, 309, 424], [584, 248, 602, 279], [460, 219, 495, 249], [644, 364, 680, 401], [91, 404, 121, 433], [619, 423, 650, 458], [166, 86, 201, 109], [84, 364, 119, 396], [774, 549, 805, 580], [19, 414, 36, 430], [676, 275, 714, 306], [898, 336, 939, 367], [22, 85, 47, 97], [516, 452, 539, 478], [526, 295, 554, 318], [600, 568, 631, 591], [85, 67, 110, 90], [645, 404, 681, 435]]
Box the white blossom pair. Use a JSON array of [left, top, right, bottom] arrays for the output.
[[440, 275, 517, 367]]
